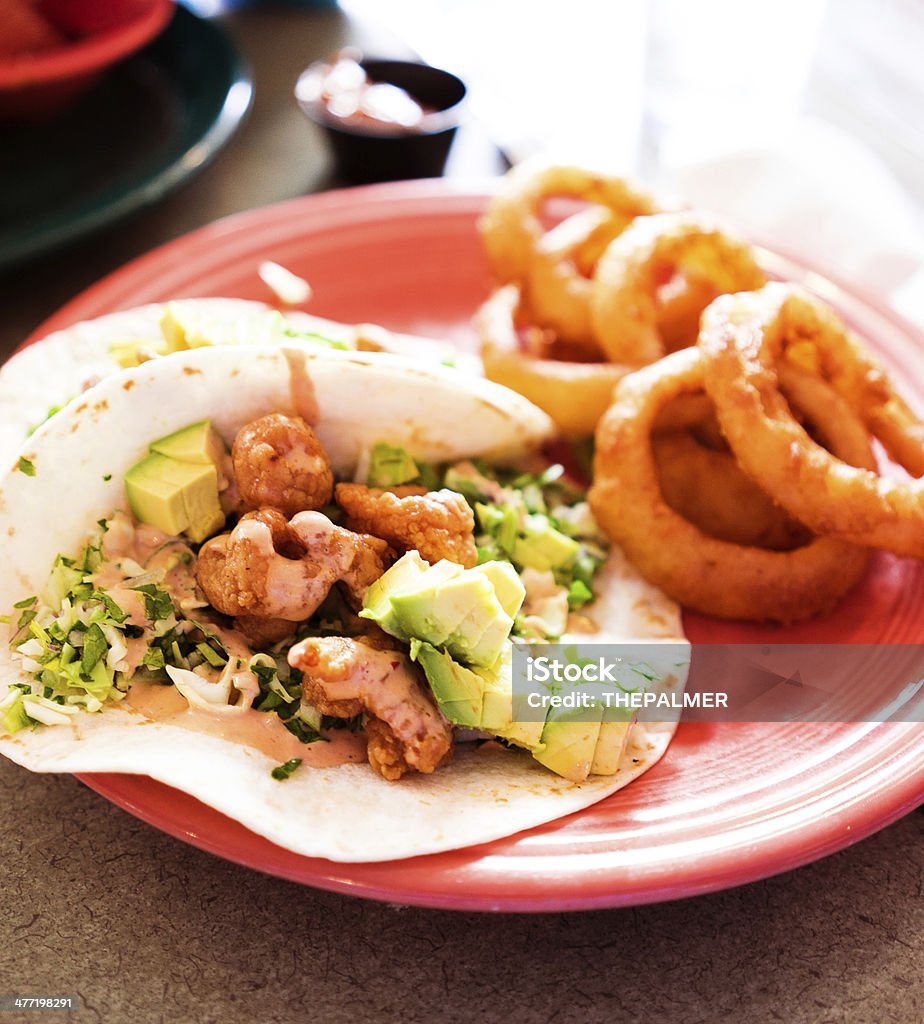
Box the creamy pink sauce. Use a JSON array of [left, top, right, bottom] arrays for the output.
[[125, 682, 366, 767]]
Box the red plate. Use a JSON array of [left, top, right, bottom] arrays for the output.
[[24, 182, 924, 911]]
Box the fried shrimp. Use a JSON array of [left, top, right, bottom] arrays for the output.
[[335, 483, 478, 568], [289, 636, 453, 780], [196, 509, 390, 623], [232, 413, 334, 517]]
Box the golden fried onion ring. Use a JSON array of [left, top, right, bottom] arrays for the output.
[[590, 347, 874, 622], [591, 212, 767, 364], [479, 159, 661, 351], [476, 284, 632, 437], [700, 284, 924, 558], [653, 429, 810, 550]]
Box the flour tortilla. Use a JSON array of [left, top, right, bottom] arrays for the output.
[[0, 298, 481, 468], [0, 344, 687, 862]]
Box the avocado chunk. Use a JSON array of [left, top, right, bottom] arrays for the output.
[[388, 561, 471, 642], [158, 303, 233, 352], [149, 420, 226, 466], [125, 452, 224, 543], [479, 644, 545, 750], [449, 597, 514, 669], [589, 720, 635, 775], [161, 302, 320, 353], [512, 515, 579, 572], [360, 551, 432, 639], [385, 562, 512, 668], [533, 707, 603, 783], [363, 557, 463, 641], [361, 553, 520, 669], [469, 561, 525, 619], [412, 641, 483, 728]]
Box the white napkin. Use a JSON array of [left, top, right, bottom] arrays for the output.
[[658, 116, 924, 329]]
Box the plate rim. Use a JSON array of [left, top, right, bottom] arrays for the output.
[[75, 734, 924, 911], [14, 180, 924, 912], [1, 6, 253, 272]]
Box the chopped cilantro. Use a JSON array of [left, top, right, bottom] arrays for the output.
[[16, 608, 37, 632], [196, 642, 227, 668], [13, 596, 37, 610], [567, 580, 594, 609], [282, 717, 326, 744], [81, 623, 108, 676], [17, 457, 36, 477], [131, 584, 174, 622], [321, 713, 363, 733], [283, 328, 350, 351], [270, 758, 303, 781], [27, 402, 71, 436], [142, 648, 166, 670], [89, 590, 128, 624]]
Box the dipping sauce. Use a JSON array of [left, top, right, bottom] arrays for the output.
[[125, 681, 367, 769], [296, 50, 436, 135]]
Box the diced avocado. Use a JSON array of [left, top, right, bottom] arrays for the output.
[[513, 515, 580, 572], [367, 443, 420, 487], [533, 708, 603, 782], [359, 551, 431, 639], [412, 641, 483, 728], [160, 303, 193, 353], [125, 453, 224, 543], [451, 601, 513, 669], [161, 302, 296, 352], [160, 302, 242, 351], [360, 553, 518, 669], [470, 561, 525, 619], [387, 561, 474, 644], [589, 720, 635, 775], [479, 646, 545, 750], [150, 420, 226, 466]]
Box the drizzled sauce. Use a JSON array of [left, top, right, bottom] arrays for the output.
[[282, 348, 320, 425], [125, 682, 366, 767]]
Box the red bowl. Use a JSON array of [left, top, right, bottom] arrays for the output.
[[0, 0, 174, 121]]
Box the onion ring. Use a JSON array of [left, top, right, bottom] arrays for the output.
[[476, 285, 631, 436], [589, 347, 874, 622], [653, 429, 810, 550], [699, 284, 924, 558], [591, 212, 767, 364], [479, 159, 661, 351]]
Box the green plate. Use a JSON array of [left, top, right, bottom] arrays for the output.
[[0, 5, 252, 271]]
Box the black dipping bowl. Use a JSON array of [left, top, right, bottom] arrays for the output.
[[295, 58, 467, 184]]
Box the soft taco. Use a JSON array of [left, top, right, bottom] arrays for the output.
[[0, 298, 479, 466], [0, 343, 687, 862]]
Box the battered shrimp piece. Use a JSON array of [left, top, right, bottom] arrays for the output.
[[289, 636, 453, 780], [233, 414, 334, 516], [196, 509, 390, 624], [335, 483, 477, 568]]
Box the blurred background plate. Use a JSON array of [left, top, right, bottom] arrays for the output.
[[0, 4, 252, 271]]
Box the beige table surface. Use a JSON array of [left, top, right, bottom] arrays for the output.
[[1, 6, 922, 1024]]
